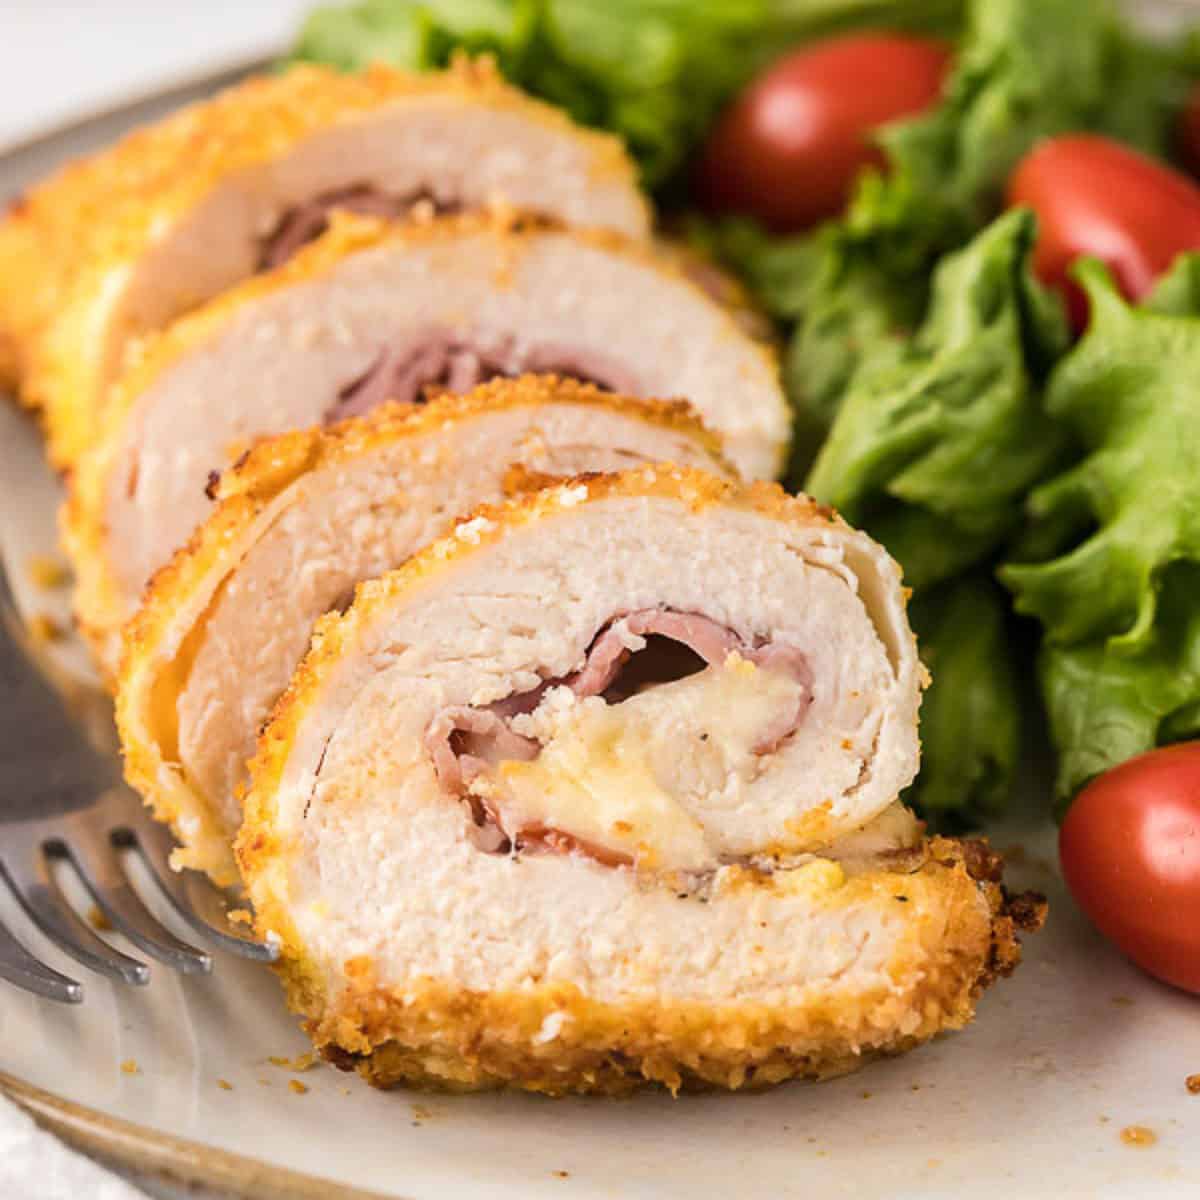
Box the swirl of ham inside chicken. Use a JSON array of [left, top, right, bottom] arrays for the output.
[[328, 329, 639, 421], [424, 609, 813, 871], [265, 200, 644, 417], [259, 186, 460, 271], [260, 193, 646, 419]]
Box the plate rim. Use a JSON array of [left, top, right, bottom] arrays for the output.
[[0, 1069, 399, 1200], [2, 10, 1191, 1198]]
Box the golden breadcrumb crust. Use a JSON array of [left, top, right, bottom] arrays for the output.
[[115, 381, 728, 883], [0, 57, 648, 464], [63, 210, 779, 663], [245, 831, 1043, 1095]]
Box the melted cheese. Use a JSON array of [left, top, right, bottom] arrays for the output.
[[471, 654, 806, 871]]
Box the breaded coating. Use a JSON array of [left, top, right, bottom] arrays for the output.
[[263, 839, 1041, 1096]]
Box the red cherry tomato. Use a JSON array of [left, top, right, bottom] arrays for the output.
[[1007, 134, 1200, 330], [1176, 83, 1200, 177], [694, 33, 952, 233], [1059, 743, 1200, 995]]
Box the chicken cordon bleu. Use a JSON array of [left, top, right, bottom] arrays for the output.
[[0, 59, 649, 466], [236, 467, 1041, 1095], [116, 378, 729, 884], [66, 214, 787, 671]]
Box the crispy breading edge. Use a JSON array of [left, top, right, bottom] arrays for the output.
[[115, 384, 730, 884], [0, 57, 650, 461], [225, 467, 1018, 1096], [64, 210, 784, 664], [247, 835, 1041, 1096]]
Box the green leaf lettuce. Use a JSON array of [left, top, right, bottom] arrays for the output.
[[1001, 257, 1200, 800], [906, 576, 1023, 822]]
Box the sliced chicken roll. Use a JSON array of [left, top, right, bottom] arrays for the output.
[[66, 214, 786, 669], [0, 59, 649, 465], [117, 378, 728, 883], [237, 467, 1037, 1095]]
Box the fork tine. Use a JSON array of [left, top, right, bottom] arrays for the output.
[[52, 837, 212, 975], [0, 914, 82, 1003], [116, 815, 279, 962], [0, 857, 149, 985]]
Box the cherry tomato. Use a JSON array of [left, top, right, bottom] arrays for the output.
[[694, 33, 952, 233], [1059, 743, 1200, 995], [1176, 82, 1200, 177], [1007, 134, 1200, 330]]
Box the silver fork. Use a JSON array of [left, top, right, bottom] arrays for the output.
[[0, 561, 277, 1003]]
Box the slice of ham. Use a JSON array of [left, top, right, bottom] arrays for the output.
[[424, 707, 540, 797], [563, 611, 811, 752], [424, 609, 813, 859], [328, 331, 643, 422], [259, 185, 459, 271]]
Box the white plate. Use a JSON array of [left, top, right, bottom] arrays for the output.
[[1, 52, 1198, 1200]]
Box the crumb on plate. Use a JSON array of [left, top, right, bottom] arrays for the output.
[[1120, 1125, 1157, 1148], [27, 555, 70, 590], [28, 614, 64, 644], [268, 1052, 318, 1072]]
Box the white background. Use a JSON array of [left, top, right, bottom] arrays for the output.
[[0, 1, 314, 153]]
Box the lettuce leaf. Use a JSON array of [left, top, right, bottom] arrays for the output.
[[1039, 565, 1200, 808], [906, 576, 1023, 822], [287, 0, 965, 188], [805, 209, 1067, 593], [1002, 257, 1200, 799], [696, 217, 922, 465]]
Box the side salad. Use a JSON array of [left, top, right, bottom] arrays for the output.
[[289, 0, 1200, 986]]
